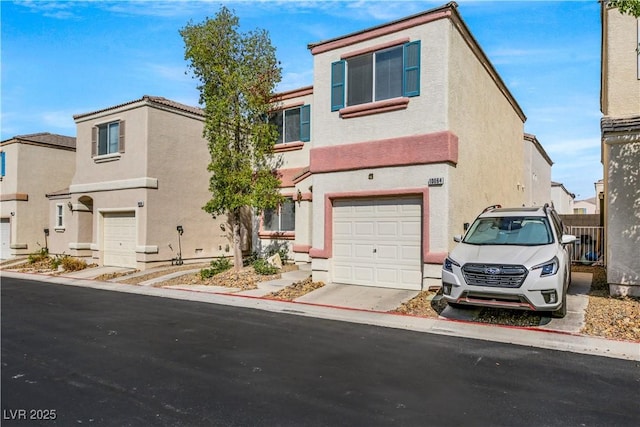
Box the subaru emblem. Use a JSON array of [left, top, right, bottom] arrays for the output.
[[485, 267, 501, 275]]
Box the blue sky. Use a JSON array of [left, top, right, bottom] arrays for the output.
[[1, 0, 602, 199]]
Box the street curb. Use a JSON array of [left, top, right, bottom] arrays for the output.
[[2, 271, 639, 362]]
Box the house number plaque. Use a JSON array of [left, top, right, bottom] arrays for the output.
[[428, 177, 444, 186]]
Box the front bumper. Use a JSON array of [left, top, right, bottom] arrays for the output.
[[441, 267, 563, 312]]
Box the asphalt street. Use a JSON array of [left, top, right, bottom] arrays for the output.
[[2, 276, 639, 426]]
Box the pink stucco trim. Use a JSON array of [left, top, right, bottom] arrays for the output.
[[292, 170, 312, 184], [273, 141, 304, 153], [309, 188, 442, 264], [258, 231, 295, 240], [310, 10, 450, 55], [340, 38, 410, 59], [339, 97, 409, 119], [310, 131, 458, 174], [272, 86, 313, 101], [424, 252, 448, 264], [293, 244, 311, 253], [277, 167, 307, 188], [272, 101, 304, 111]]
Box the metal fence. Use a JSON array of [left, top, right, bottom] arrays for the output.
[[569, 226, 605, 266]]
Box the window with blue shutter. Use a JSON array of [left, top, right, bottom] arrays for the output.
[[403, 41, 420, 97], [269, 104, 311, 143], [0, 151, 5, 177], [335, 41, 421, 110], [300, 104, 310, 142], [331, 60, 346, 111]]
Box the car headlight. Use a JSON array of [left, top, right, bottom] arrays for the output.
[[444, 257, 460, 272], [532, 257, 559, 277]]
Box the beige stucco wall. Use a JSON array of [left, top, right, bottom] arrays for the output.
[[446, 18, 526, 244], [523, 139, 552, 207], [550, 185, 574, 214], [601, 6, 640, 294], [145, 105, 230, 265], [602, 10, 639, 116], [0, 142, 75, 257], [604, 139, 640, 294]]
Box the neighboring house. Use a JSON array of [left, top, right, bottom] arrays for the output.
[[46, 96, 229, 270], [573, 197, 597, 215], [523, 133, 553, 207], [550, 181, 575, 215], [0, 133, 76, 259], [292, 2, 534, 290], [600, 3, 640, 296]]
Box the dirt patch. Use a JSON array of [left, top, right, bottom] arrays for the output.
[[264, 276, 324, 301], [391, 291, 447, 318]]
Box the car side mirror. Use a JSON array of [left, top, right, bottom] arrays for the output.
[[453, 235, 463, 243], [561, 234, 576, 245]]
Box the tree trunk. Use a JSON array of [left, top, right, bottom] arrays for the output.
[[232, 209, 243, 271]]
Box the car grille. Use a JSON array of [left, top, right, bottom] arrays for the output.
[[461, 263, 528, 288]]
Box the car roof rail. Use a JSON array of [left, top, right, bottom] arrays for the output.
[[482, 204, 502, 212]]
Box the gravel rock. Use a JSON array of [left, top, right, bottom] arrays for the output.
[[264, 277, 325, 301]]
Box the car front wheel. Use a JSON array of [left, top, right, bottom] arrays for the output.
[[551, 289, 567, 319]]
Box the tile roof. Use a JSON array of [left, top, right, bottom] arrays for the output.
[[73, 95, 204, 120], [1, 132, 76, 149]]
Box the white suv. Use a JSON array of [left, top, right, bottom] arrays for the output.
[[442, 205, 576, 318]]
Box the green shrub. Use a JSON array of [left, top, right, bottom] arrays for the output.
[[253, 258, 278, 275], [50, 254, 66, 270], [200, 257, 232, 279], [28, 248, 49, 264], [243, 251, 259, 267]]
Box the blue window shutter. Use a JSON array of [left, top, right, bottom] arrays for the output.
[[331, 60, 345, 111], [300, 105, 310, 142], [403, 41, 420, 97], [0, 151, 5, 176]]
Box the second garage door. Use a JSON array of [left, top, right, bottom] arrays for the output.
[[103, 211, 137, 268], [332, 197, 422, 290]]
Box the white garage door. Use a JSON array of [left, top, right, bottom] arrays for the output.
[[0, 218, 10, 260], [333, 197, 422, 290], [103, 212, 137, 268]]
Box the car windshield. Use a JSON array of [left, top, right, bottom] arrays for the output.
[[463, 216, 553, 246]]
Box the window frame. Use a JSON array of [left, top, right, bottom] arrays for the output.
[[92, 120, 125, 158], [262, 197, 296, 234], [331, 40, 420, 112], [55, 203, 64, 229], [270, 105, 310, 144]]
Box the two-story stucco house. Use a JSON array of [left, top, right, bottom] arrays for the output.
[[264, 2, 535, 291], [0, 133, 76, 259], [46, 96, 229, 269], [600, 3, 640, 296]]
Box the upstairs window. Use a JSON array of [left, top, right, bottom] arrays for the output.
[[331, 41, 420, 111], [263, 198, 295, 232], [92, 120, 125, 156], [0, 151, 5, 177], [270, 105, 310, 144]]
